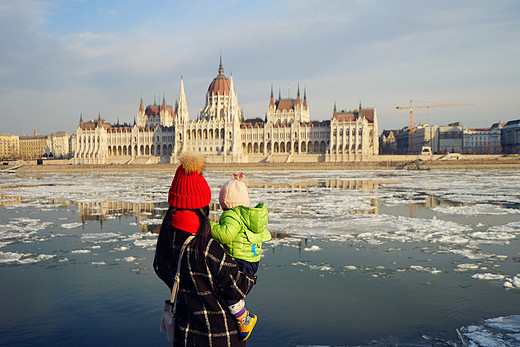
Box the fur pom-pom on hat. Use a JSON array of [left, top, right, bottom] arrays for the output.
[[179, 151, 205, 174], [168, 151, 211, 209], [219, 172, 250, 210]]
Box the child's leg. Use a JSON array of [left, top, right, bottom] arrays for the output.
[[227, 298, 257, 341], [227, 299, 248, 322], [227, 260, 257, 320], [230, 259, 259, 340], [235, 259, 259, 276]]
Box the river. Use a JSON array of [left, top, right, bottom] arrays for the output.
[[1, 168, 519, 346]]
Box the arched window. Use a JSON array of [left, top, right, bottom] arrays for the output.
[[314, 141, 320, 153]]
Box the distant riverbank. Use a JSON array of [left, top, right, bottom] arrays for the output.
[[8, 154, 520, 173]]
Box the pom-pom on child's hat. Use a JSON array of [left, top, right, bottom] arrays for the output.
[[219, 172, 250, 210], [168, 151, 211, 209]]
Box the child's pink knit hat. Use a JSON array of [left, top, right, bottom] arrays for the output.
[[219, 173, 250, 210]]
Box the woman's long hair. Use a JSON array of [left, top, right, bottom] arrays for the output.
[[154, 205, 212, 287], [191, 205, 212, 261]]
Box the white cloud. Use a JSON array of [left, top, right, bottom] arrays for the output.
[[1, 0, 519, 134]]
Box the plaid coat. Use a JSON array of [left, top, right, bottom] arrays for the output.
[[154, 227, 256, 346]]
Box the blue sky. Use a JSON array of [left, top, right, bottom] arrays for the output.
[[1, 0, 519, 135]]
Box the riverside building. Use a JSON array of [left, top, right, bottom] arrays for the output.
[[74, 59, 379, 164], [0, 133, 19, 160]]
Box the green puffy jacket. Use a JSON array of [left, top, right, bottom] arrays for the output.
[[210, 203, 271, 263]]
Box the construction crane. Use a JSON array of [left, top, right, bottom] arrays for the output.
[[395, 100, 474, 153]]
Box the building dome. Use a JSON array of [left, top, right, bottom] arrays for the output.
[[207, 59, 231, 96]]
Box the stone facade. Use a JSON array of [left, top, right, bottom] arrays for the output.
[[0, 133, 19, 160], [46, 131, 75, 159], [463, 123, 503, 154], [74, 59, 379, 164], [501, 119, 520, 154], [19, 135, 47, 160]]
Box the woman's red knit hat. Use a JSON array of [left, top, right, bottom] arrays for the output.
[[168, 152, 211, 209]]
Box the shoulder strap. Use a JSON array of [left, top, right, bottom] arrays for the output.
[[169, 235, 195, 303]]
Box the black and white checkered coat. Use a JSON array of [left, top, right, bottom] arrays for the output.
[[154, 228, 256, 346]]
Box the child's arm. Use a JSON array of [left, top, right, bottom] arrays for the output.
[[210, 211, 242, 244]]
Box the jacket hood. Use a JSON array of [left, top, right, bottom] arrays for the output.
[[235, 203, 268, 234]]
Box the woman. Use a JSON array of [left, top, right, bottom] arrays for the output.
[[154, 152, 256, 346]]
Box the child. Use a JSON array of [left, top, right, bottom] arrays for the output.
[[210, 172, 271, 341]]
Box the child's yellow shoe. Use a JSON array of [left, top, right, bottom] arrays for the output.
[[238, 311, 257, 341]]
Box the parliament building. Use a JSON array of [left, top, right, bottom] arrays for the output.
[[74, 59, 379, 164]]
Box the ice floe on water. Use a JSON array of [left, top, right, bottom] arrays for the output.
[[0, 251, 23, 263], [458, 315, 520, 346], [71, 249, 91, 254], [407, 265, 442, 274], [133, 238, 156, 250], [304, 245, 321, 252], [432, 204, 520, 215], [0, 250, 56, 264], [81, 232, 120, 242], [472, 273, 506, 281], [291, 261, 334, 273], [503, 275, 520, 289], [138, 218, 163, 225], [0, 217, 53, 245], [316, 214, 473, 245], [455, 263, 480, 272], [61, 222, 83, 229]]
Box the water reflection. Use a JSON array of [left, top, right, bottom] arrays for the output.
[[76, 201, 222, 233], [247, 179, 397, 191], [1, 178, 469, 225], [0, 194, 22, 207]]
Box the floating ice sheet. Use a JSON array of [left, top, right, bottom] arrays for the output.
[[432, 204, 520, 215], [459, 315, 520, 346]]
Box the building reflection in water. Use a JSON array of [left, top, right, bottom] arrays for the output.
[[0, 194, 22, 208], [76, 201, 221, 233], [1, 179, 471, 237], [248, 179, 390, 215], [409, 194, 464, 218]]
